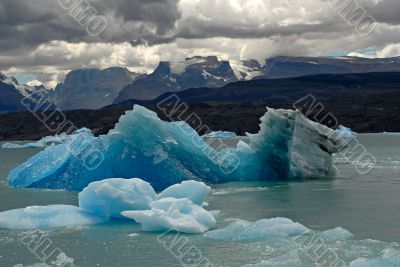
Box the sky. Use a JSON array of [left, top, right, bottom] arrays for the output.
[[1, 0, 400, 88]]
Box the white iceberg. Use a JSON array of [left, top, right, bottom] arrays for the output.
[[0, 205, 108, 230], [204, 218, 309, 241], [79, 178, 157, 219], [7, 106, 342, 191], [122, 198, 216, 234], [158, 180, 211, 206]]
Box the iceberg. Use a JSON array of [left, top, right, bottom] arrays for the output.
[[320, 226, 354, 241], [1, 128, 91, 149], [79, 178, 157, 219], [336, 125, 357, 138], [122, 197, 216, 234], [0, 205, 108, 230], [204, 218, 309, 241], [203, 131, 237, 138], [158, 180, 211, 205], [7, 105, 342, 191]]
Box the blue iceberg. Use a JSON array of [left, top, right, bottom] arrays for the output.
[[0, 205, 108, 230], [7, 106, 342, 191]]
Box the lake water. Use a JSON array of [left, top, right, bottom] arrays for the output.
[[0, 134, 400, 266]]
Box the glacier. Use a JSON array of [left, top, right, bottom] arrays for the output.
[[7, 105, 342, 191], [122, 197, 216, 234], [0, 205, 108, 229]]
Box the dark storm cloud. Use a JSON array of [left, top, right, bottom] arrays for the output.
[[0, 0, 181, 53]]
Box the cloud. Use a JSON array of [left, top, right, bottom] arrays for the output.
[[348, 43, 400, 58], [1, 0, 400, 85]]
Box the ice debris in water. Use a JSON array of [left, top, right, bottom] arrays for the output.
[[122, 198, 216, 234], [202, 131, 237, 139], [1, 128, 91, 149], [7, 105, 342, 191], [336, 125, 357, 138], [158, 180, 211, 205], [0, 205, 108, 230], [204, 218, 309, 241], [79, 178, 157, 219], [349, 248, 400, 267]]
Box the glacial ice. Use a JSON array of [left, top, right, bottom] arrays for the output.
[[122, 197, 216, 234], [204, 218, 309, 241], [7, 105, 342, 191], [79, 178, 157, 219], [0, 205, 108, 229], [158, 180, 211, 205], [203, 131, 237, 138], [336, 125, 357, 138]]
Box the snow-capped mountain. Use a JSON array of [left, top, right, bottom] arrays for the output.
[[52, 67, 144, 110], [114, 56, 238, 103], [0, 71, 44, 112]]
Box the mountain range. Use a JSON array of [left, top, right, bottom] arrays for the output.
[[2, 55, 400, 112]]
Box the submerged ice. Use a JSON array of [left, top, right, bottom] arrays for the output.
[[7, 105, 342, 191], [204, 218, 309, 241], [0, 205, 108, 229]]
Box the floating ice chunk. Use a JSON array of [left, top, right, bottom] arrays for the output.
[[158, 180, 211, 205], [8, 106, 342, 191], [2, 128, 92, 149], [79, 178, 157, 219], [2, 140, 46, 149], [122, 198, 216, 234], [203, 131, 237, 139], [204, 218, 308, 241], [336, 125, 357, 138], [321, 226, 354, 241], [0, 205, 108, 230]]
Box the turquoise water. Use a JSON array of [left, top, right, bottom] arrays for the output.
[[0, 134, 400, 266]]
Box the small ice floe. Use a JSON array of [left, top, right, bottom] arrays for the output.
[[202, 131, 237, 139], [336, 125, 358, 138], [0, 205, 108, 230]]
